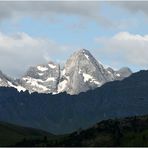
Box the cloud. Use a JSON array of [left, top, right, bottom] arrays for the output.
[[0, 32, 71, 77], [113, 1, 148, 16], [0, 1, 101, 22], [95, 32, 148, 70], [0, 1, 116, 28]]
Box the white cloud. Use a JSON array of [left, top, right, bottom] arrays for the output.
[[95, 32, 148, 70], [0, 32, 71, 77]]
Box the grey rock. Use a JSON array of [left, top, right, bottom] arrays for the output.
[[115, 67, 132, 80], [0, 49, 132, 95], [0, 70, 14, 87], [58, 49, 115, 94], [20, 61, 60, 93], [0, 71, 10, 87]]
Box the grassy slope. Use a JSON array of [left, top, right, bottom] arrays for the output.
[[1, 115, 148, 146]]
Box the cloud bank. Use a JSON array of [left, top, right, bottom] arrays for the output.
[[0, 32, 71, 77], [0, 1, 101, 22], [113, 1, 148, 16], [95, 32, 148, 70]]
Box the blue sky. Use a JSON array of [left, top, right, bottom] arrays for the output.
[[0, 1, 148, 77]]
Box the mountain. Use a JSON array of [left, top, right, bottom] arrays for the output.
[[0, 49, 132, 95], [58, 49, 132, 94], [58, 49, 113, 94], [0, 70, 147, 134], [20, 62, 60, 93]]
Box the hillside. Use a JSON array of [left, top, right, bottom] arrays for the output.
[[56, 115, 148, 147], [0, 121, 54, 146], [0, 70, 147, 134], [3, 115, 148, 147]]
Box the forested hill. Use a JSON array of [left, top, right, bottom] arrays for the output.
[[1, 115, 148, 147], [0, 70, 148, 134]]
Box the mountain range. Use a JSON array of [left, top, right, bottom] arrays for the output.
[[0, 69, 147, 134], [0, 49, 132, 95]]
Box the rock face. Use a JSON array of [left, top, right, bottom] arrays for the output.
[[0, 71, 26, 92], [106, 67, 132, 80], [58, 49, 114, 94], [0, 71, 10, 87], [20, 62, 60, 93], [58, 49, 132, 94], [0, 49, 132, 95], [115, 67, 133, 80]]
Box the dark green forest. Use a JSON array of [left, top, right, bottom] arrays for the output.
[[1, 115, 148, 147]]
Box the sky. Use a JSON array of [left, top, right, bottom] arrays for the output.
[[0, 1, 148, 78]]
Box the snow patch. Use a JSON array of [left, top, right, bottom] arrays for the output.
[[22, 77, 48, 91], [7, 81, 26, 92], [82, 73, 93, 82], [62, 69, 66, 75], [116, 73, 120, 77], [78, 69, 82, 74], [58, 80, 67, 92], [52, 92, 58, 95], [84, 54, 89, 60], [48, 63, 56, 69], [38, 73, 44, 76], [65, 76, 70, 81], [23, 76, 55, 83], [82, 73, 101, 86], [93, 80, 101, 85], [37, 66, 48, 71], [107, 71, 111, 74], [46, 77, 56, 82]]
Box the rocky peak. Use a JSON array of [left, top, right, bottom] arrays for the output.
[[21, 61, 60, 93], [58, 49, 115, 94], [0, 49, 133, 95]]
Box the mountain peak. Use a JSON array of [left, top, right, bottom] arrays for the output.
[[78, 48, 90, 53], [58, 49, 117, 94], [0, 49, 132, 95], [76, 49, 91, 57], [21, 61, 60, 93], [67, 49, 94, 64]]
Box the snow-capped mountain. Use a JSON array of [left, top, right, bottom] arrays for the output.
[[20, 62, 60, 93], [0, 49, 132, 95], [0, 69, 146, 134], [58, 49, 132, 94], [58, 49, 113, 94]]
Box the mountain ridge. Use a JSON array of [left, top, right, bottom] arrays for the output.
[[0, 69, 147, 134], [0, 49, 132, 94]]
